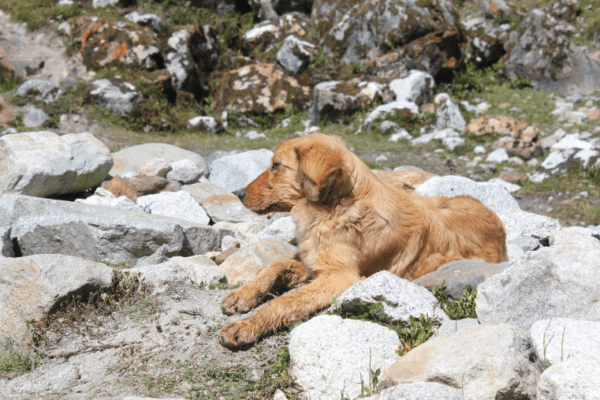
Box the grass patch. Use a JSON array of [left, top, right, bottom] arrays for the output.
[[0, 347, 42, 379], [430, 283, 478, 320], [329, 301, 440, 356]]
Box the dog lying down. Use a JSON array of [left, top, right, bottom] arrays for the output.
[[218, 133, 507, 348]]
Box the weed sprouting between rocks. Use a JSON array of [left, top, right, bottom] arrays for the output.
[[0, 346, 42, 379], [430, 282, 478, 320]]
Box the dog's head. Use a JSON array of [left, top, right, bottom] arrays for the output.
[[235, 134, 354, 214]]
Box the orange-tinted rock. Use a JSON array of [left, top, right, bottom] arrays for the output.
[[102, 175, 174, 201], [587, 109, 600, 120], [499, 170, 527, 184], [214, 244, 241, 266], [0, 97, 16, 126], [464, 115, 539, 142], [213, 63, 311, 114]]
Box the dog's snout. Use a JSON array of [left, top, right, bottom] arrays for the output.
[[234, 189, 247, 203]]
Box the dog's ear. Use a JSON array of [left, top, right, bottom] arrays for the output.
[[295, 142, 353, 204]]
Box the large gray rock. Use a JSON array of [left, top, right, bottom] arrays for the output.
[[310, 80, 383, 126], [334, 271, 450, 325], [503, 7, 600, 94], [75, 187, 144, 213], [413, 259, 512, 300], [289, 315, 400, 400], [129, 255, 226, 290], [530, 318, 600, 368], [218, 239, 298, 284], [496, 208, 561, 242], [90, 79, 142, 117], [276, 35, 315, 74], [166, 159, 203, 184], [313, 0, 458, 64], [379, 324, 540, 400], [208, 149, 273, 192], [0, 226, 14, 257], [0, 254, 114, 348], [256, 216, 297, 244], [536, 352, 600, 400], [0, 131, 113, 197], [415, 175, 519, 214], [137, 190, 210, 226], [109, 143, 208, 178], [213, 220, 267, 246], [370, 382, 466, 400], [17, 79, 65, 103], [477, 230, 600, 331], [0, 194, 222, 266], [183, 182, 262, 223]]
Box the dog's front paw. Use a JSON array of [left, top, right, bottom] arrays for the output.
[[220, 287, 262, 315], [218, 320, 260, 348]]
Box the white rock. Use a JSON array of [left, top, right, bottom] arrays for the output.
[[379, 324, 540, 400], [488, 177, 521, 193], [213, 221, 267, 246], [0, 131, 113, 197], [129, 255, 225, 290], [530, 318, 600, 367], [477, 230, 600, 331], [76, 193, 144, 213], [537, 352, 600, 400], [187, 116, 223, 133], [496, 207, 561, 242], [183, 181, 261, 223], [435, 97, 466, 131], [550, 133, 592, 151], [415, 175, 519, 214], [473, 145, 486, 154], [137, 191, 210, 225], [442, 136, 465, 150], [486, 148, 510, 163], [388, 128, 413, 142], [209, 149, 273, 192], [335, 271, 450, 326], [371, 382, 465, 399], [167, 158, 203, 184], [388, 70, 435, 105], [289, 315, 400, 400], [138, 158, 172, 178], [257, 216, 297, 244]]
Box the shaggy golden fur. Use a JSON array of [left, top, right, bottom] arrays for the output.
[[218, 134, 507, 348]]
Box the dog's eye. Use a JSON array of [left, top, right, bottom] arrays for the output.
[[271, 162, 281, 171]]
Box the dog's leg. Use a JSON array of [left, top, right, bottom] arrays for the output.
[[218, 270, 359, 348], [220, 259, 309, 315]]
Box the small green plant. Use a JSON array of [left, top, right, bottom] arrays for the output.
[[395, 314, 437, 355], [207, 282, 242, 290], [430, 283, 478, 320], [450, 61, 502, 100], [357, 349, 380, 398], [0, 346, 41, 379]]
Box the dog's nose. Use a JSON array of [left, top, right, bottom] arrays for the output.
[[234, 189, 246, 203]]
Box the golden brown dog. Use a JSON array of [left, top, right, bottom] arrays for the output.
[[218, 134, 507, 348]]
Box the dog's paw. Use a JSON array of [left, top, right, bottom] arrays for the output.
[[220, 288, 262, 315], [218, 320, 259, 348]]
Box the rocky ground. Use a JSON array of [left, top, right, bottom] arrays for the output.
[[1, 0, 600, 398]]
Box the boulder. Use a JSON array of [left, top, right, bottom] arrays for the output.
[[129, 255, 226, 289], [213, 64, 311, 114], [218, 239, 298, 284], [435, 97, 466, 131], [530, 318, 600, 367], [334, 271, 450, 326], [138, 159, 172, 178], [241, 12, 310, 55], [109, 143, 208, 178], [276, 35, 315, 74], [208, 149, 273, 192], [136, 191, 210, 226], [464, 115, 538, 141], [0, 131, 113, 197], [476, 230, 600, 331], [463, 17, 509, 67], [495, 208, 561, 242], [90, 79, 143, 117], [0, 254, 114, 348], [502, 7, 600, 94], [529, 149, 577, 183], [165, 28, 209, 99], [22, 106, 48, 128], [379, 324, 540, 400], [486, 148, 509, 163], [213, 221, 267, 246], [364, 30, 464, 81], [414, 175, 519, 214], [166, 159, 203, 184], [537, 352, 600, 400], [0, 194, 222, 266], [102, 175, 179, 202], [16, 79, 65, 103], [183, 182, 261, 223], [257, 216, 297, 244], [413, 259, 512, 300], [289, 315, 400, 400], [124, 11, 163, 32], [369, 382, 465, 400], [310, 80, 383, 126], [313, 0, 459, 64]]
